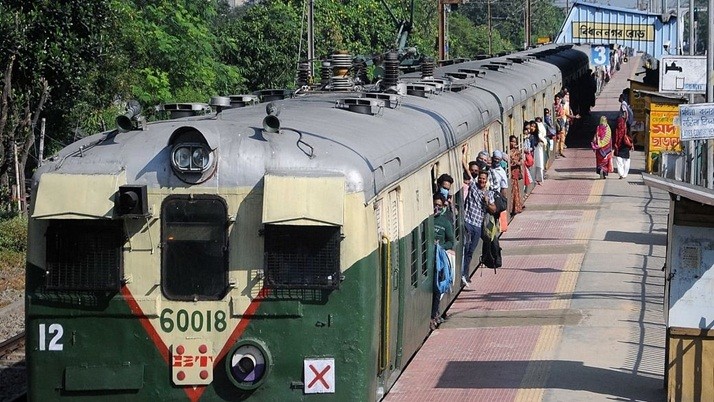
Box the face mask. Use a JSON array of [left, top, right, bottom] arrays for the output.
[[434, 206, 444, 215], [439, 187, 449, 198]]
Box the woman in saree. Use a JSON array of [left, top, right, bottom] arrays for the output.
[[508, 135, 524, 215], [613, 113, 633, 179], [592, 116, 613, 179]]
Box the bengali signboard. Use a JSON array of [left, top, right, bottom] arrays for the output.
[[572, 22, 655, 42], [679, 103, 714, 141], [659, 56, 706, 94], [647, 102, 682, 172]]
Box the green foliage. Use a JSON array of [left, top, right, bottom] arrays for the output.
[[448, 13, 513, 58], [120, 0, 245, 104], [460, 0, 564, 49], [217, 0, 302, 90], [0, 215, 27, 253]]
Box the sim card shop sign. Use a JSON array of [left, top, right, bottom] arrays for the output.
[[679, 103, 714, 141], [304, 358, 335, 394]]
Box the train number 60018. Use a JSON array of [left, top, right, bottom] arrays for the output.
[[160, 309, 227, 333]]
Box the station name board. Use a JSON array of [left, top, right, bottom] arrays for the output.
[[572, 22, 655, 42]]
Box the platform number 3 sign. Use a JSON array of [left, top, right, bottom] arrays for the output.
[[591, 45, 610, 67]]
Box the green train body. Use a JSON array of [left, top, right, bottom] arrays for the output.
[[25, 45, 590, 400]]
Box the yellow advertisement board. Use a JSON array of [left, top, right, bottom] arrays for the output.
[[646, 102, 682, 172]]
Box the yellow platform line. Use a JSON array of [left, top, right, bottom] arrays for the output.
[[514, 178, 604, 401]]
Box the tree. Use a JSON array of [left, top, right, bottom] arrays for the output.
[[0, 1, 120, 213], [460, 0, 563, 49], [448, 12, 513, 58]]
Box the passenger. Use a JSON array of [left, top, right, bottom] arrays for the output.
[[433, 193, 455, 252], [619, 94, 634, 134], [461, 144, 480, 180], [543, 108, 557, 153], [522, 126, 534, 186], [461, 170, 496, 287], [431, 193, 455, 329], [534, 117, 547, 184], [613, 113, 634, 179], [592, 116, 613, 179], [508, 135, 524, 215], [461, 144, 489, 180], [435, 173, 455, 221], [490, 150, 509, 199], [560, 90, 579, 150], [461, 171, 471, 195]]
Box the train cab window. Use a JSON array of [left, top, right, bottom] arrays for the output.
[[161, 195, 228, 301], [264, 225, 341, 290]]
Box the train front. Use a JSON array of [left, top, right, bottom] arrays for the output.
[[25, 103, 380, 401]]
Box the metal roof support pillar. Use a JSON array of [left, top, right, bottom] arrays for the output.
[[708, 0, 714, 188], [689, 0, 696, 185]]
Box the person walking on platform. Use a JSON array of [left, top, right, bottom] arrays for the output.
[[592, 116, 613, 179], [613, 114, 634, 179], [508, 135, 524, 215]]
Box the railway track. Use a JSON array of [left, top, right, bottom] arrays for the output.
[[0, 331, 27, 402]]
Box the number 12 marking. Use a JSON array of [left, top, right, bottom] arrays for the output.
[[39, 323, 64, 351]]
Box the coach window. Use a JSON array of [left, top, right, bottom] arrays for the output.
[[161, 195, 228, 300]]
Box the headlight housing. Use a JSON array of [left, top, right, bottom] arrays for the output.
[[226, 340, 271, 390], [171, 143, 213, 173]]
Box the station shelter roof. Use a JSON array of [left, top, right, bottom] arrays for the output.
[[556, 1, 678, 60]]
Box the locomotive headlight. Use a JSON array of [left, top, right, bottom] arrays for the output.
[[174, 147, 191, 169], [226, 340, 271, 390], [171, 143, 213, 173], [192, 147, 209, 169]]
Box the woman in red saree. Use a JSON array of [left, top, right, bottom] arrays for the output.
[[592, 116, 613, 179], [508, 135, 524, 215], [613, 114, 633, 178]]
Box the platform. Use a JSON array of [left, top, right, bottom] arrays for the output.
[[384, 56, 668, 401]]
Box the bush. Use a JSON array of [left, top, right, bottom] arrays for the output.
[[0, 216, 28, 253]]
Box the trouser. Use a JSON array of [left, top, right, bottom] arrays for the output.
[[431, 291, 441, 319], [462, 222, 482, 278], [557, 132, 566, 155], [615, 156, 631, 177]]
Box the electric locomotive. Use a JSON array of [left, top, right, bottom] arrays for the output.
[[25, 44, 591, 401]]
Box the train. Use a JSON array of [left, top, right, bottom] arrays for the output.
[[25, 43, 591, 401]]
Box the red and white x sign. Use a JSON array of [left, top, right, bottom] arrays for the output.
[[304, 358, 335, 394]]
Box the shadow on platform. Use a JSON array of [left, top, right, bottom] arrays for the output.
[[437, 360, 664, 400], [604, 230, 666, 246]]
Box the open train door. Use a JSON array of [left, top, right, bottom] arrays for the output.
[[377, 188, 404, 393]]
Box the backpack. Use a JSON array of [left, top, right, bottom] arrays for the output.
[[434, 244, 452, 295], [480, 235, 502, 272], [626, 104, 635, 126], [492, 190, 507, 216], [623, 102, 634, 126]]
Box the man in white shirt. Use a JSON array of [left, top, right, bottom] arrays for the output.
[[490, 150, 509, 199]]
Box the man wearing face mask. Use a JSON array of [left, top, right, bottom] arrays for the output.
[[436, 173, 455, 222], [433, 193, 455, 251]]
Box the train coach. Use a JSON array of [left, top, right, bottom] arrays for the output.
[[25, 44, 591, 401]]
